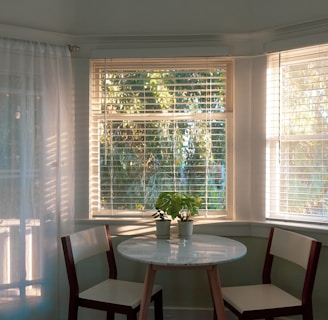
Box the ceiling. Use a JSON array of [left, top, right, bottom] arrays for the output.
[[1, 0, 328, 37]]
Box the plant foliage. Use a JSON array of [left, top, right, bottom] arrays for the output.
[[155, 191, 202, 221]]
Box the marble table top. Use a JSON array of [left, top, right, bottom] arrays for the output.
[[117, 234, 247, 266]]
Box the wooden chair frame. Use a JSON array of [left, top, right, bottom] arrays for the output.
[[61, 225, 163, 320], [219, 227, 321, 320]]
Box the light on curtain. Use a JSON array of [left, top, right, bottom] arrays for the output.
[[0, 37, 74, 319]]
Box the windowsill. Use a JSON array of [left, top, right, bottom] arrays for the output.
[[74, 217, 328, 245]]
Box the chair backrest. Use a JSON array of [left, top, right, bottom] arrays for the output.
[[61, 225, 117, 294], [270, 227, 315, 269], [70, 225, 110, 263], [263, 227, 321, 305]]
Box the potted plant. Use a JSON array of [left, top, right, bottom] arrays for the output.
[[154, 192, 202, 238], [152, 209, 171, 239]]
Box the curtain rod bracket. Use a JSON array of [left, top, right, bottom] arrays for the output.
[[67, 44, 80, 53]]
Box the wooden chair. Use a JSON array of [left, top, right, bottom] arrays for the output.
[[218, 227, 321, 320], [61, 225, 163, 320]]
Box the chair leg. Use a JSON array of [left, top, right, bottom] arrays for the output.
[[213, 308, 217, 320], [127, 312, 137, 320], [153, 290, 163, 320], [303, 304, 313, 320], [67, 297, 78, 320]]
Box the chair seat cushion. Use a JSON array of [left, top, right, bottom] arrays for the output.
[[222, 284, 301, 313], [80, 279, 162, 309]]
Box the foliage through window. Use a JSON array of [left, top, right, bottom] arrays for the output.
[[90, 58, 232, 217], [267, 44, 328, 222]]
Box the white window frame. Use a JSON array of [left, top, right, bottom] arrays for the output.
[[266, 44, 328, 224], [89, 57, 234, 219]]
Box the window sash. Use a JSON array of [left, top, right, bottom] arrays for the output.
[[90, 58, 233, 218], [266, 44, 328, 223]]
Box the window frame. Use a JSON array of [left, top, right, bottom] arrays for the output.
[[266, 44, 328, 224], [89, 57, 234, 219]]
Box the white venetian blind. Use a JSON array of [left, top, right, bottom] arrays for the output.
[[90, 57, 232, 217], [266, 44, 328, 222]]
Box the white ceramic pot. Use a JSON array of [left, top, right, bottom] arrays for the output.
[[178, 220, 194, 239], [155, 220, 171, 239]]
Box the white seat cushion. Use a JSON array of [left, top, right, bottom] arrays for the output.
[[222, 284, 301, 313], [80, 279, 161, 309]]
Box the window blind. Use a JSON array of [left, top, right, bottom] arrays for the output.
[[90, 57, 232, 217], [266, 44, 328, 222]]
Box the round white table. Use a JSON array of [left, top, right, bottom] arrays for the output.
[[118, 234, 247, 320]]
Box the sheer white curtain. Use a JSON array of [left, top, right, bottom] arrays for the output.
[[0, 37, 74, 319]]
